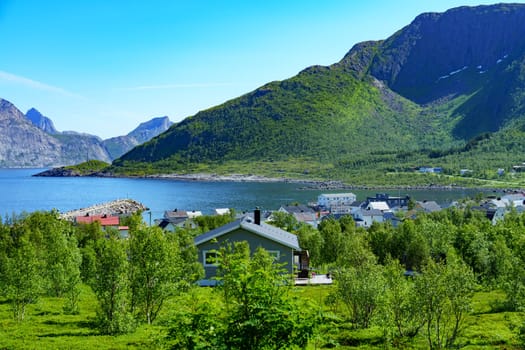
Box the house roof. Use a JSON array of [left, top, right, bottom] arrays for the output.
[[293, 212, 317, 222], [187, 210, 203, 218], [280, 205, 315, 214], [164, 210, 188, 219], [75, 215, 119, 226], [194, 216, 301, 250], [215, 208, 231, 215], [367, 201, 390, 211], [417, 201, 442, 212], [361, 209, 384, 217]]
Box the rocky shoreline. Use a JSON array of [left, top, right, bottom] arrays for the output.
[[60, 199, 148, 221], [34, 168, 489, 191]]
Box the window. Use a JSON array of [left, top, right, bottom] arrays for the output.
[[203, 250, 218, 266], [268, 250, 280, 261]]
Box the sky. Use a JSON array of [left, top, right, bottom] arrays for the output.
[[1, 0, 524, 139]]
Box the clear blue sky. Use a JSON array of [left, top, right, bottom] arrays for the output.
[[1, 0, 524, 138]]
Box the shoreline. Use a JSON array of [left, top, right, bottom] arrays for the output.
[[107, 173, 510, 192], [33, 169, 520, 192]]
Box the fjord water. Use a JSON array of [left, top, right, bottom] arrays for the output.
[[0, 168, 489, 221]]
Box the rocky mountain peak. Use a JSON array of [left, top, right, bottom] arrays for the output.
[[25, 108, 59, 134], [128, 116, 173, 144], [365, 3, 525, 103]]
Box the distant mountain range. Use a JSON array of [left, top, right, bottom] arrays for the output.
[[0, 99, 172, 167], [110, 3, 525, 180]]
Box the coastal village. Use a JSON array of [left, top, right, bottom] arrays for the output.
[[60, 190, 525, 285]]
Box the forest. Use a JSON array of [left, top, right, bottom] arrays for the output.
[[1, 201, 525, 349]]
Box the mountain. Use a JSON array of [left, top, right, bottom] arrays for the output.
[[113, 4, 525, 180], [0, 99, 173, 167], [128, 116, 173, 144], [102, 116, 173, 159], [0, 99, 111, 167], [25, 108, 58, 134]]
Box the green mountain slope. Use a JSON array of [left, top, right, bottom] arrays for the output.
[[112, 4, 525, 185]]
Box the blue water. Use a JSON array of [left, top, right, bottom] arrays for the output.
[[0, 168, 492, 221]]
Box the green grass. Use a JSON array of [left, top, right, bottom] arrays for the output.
[[64, 160, 111, 175], [0, 285, 161, 350], [0, 284, 523, 349]]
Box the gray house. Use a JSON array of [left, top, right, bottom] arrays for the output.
[[194, 210, 303, 285]]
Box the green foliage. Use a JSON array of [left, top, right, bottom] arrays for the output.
[[3, 236, 43, 322], [268, 211, 298, 232], [128, 225, 197, 324], [64, 160, 111, 174], [332, 262, 385, 329], [295, 223, 323, 267], [88, 237, 135, 335], [380, 259, 424, 341], [414, 257, 477, 349], [164, 289, 224, 350], [193, 210, 235, 232], [217, 243, 318, 350]]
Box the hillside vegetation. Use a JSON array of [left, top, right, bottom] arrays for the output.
[[106, 4, 525, 187]]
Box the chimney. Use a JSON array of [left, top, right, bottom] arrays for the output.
[[254, 207, 261, 225]]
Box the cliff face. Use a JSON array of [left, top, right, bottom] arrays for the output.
[[0, 98, 174, 167], [25, 108, 58, 134], [0, 99, 72, 167], [365, 4, 525, 103], [103, 116, 173, 159]]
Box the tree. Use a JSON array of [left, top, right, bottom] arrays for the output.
[[269, 211, 298, 232], [380, 259, 424, 342], [218, 242, 318, 349], [333, 262, 385, 329], [3, 236, 43, 322], [165, 289, 225, 350], [89, 237, 134, 334], [391, 220, 430, 271], [414, 257, 476, 349], [129, 225, 187, 324], [318, 218, 344, 265], [367, 222, 395, 265], [295, 223, 323, 267], [194, 210, 236, 232], [61, 234, 82, 314]]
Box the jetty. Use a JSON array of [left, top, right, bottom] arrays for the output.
[[60, 199, 147, 221]]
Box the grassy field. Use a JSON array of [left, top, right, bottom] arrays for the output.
[[0, 284, 523, 349]]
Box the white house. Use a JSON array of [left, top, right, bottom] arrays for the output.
[[353, 209, 385, 228], [366, 201, 390, 212], [318, 193, 356, 210]]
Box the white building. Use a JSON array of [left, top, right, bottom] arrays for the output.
[[317, 193, 357, 209], [366, 201, 390, 212]]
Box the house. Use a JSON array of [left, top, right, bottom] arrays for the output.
[[214, 208, 231, 216], [156, 219, 179, 232], [365, 193, 410, 209], [161, 209, 200, 229], [353, 209, 385, 228], [194, 209, 304, 286], [317, 193, 356, 212], [416, 200, 442, 213], [75, 214, 120, 227], [164, 209, 189, 225], [419, 167, 442, 174], [366, 201, 390, 212], [278, 205, 318, 227], [75, 214, 129, 237], [187, 210, 203, 219]]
